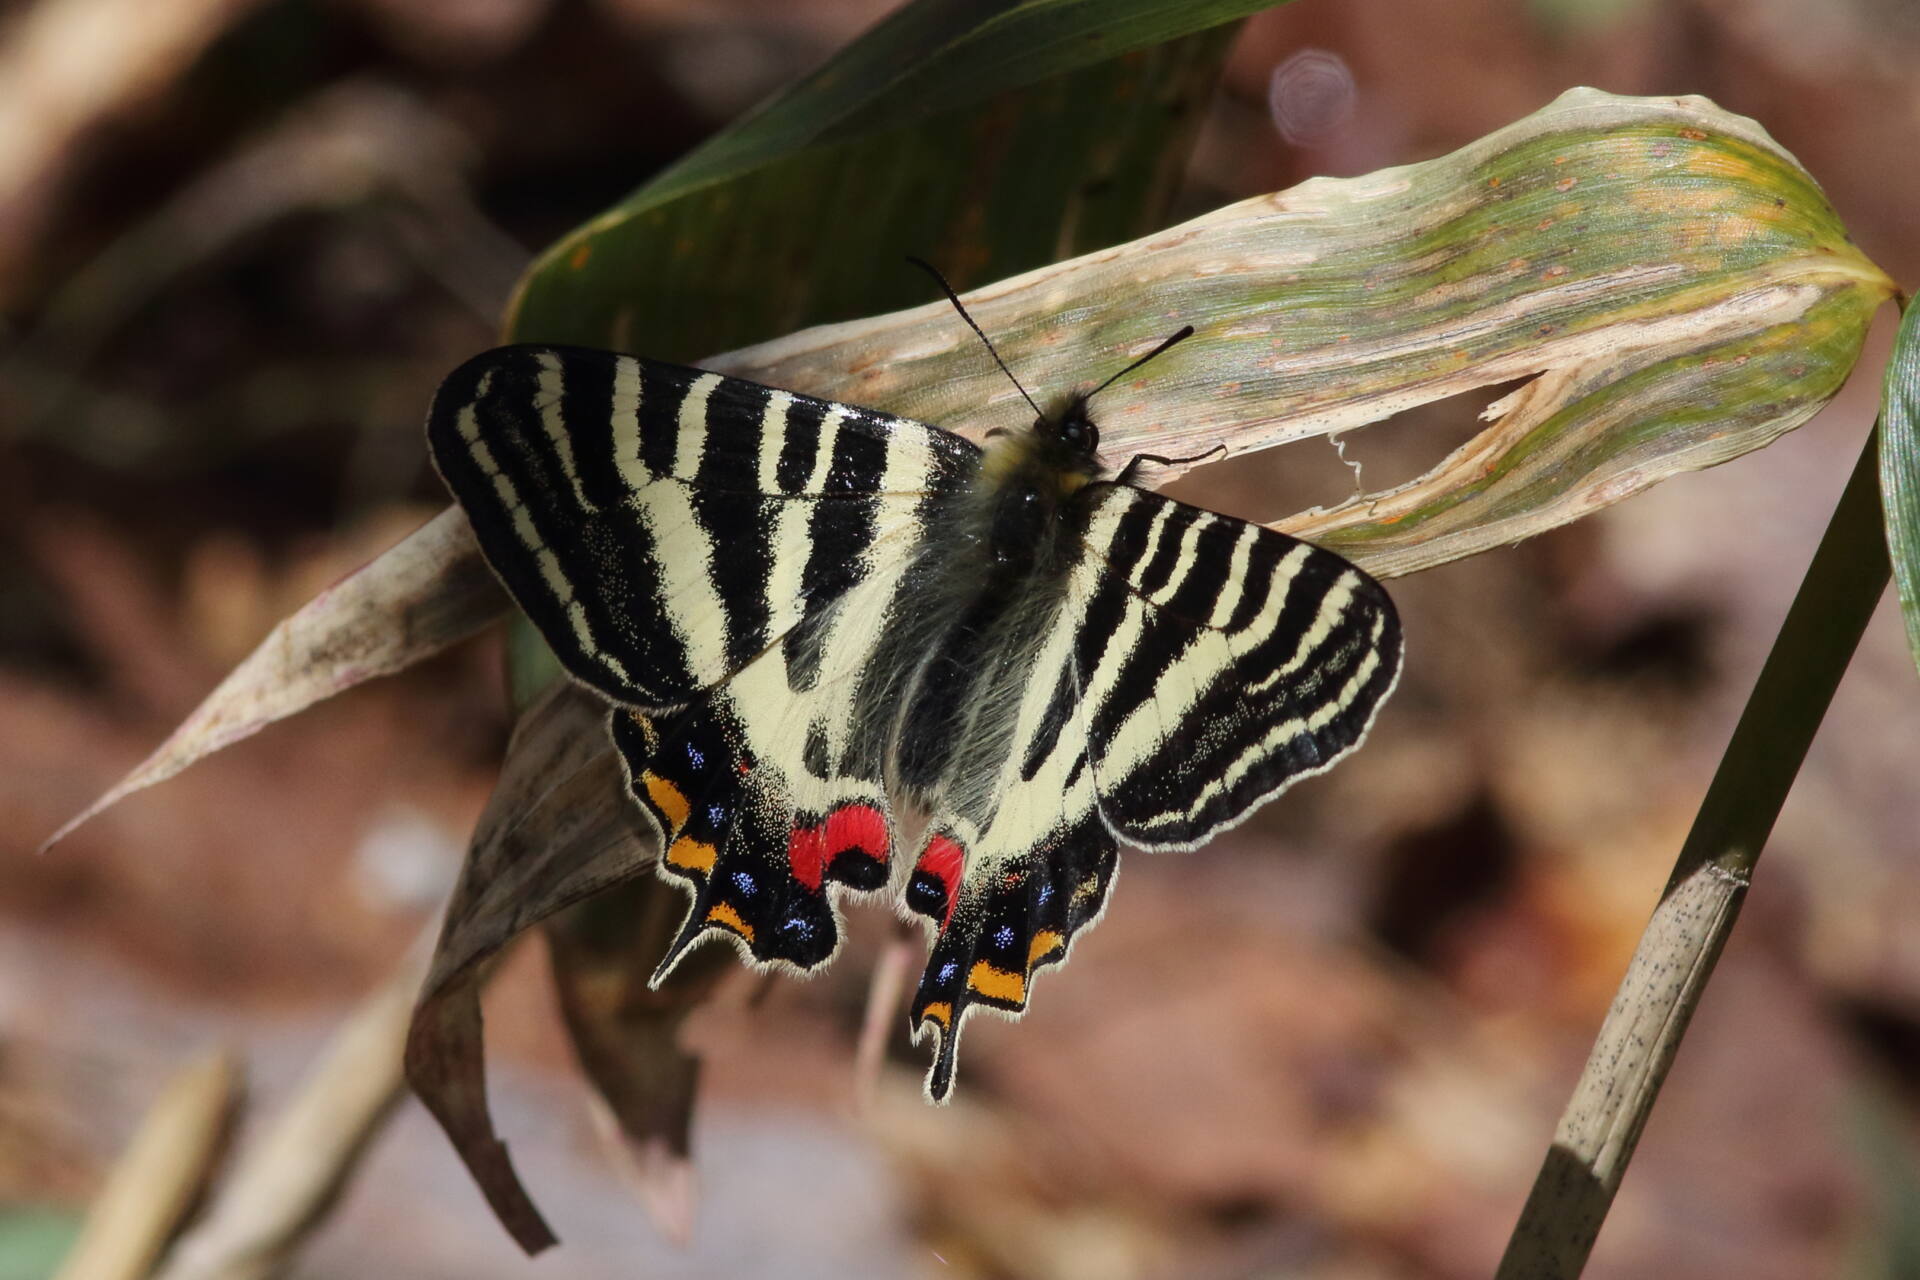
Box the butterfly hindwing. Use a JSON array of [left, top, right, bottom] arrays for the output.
[[894, 591, 1121, 1100], [631, 562, 922, 977], [906, 808, 1118, 1101]]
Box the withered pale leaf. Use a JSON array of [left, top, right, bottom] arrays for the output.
[[406, 680, 742, 1250], [708, 89, 1892, 577]]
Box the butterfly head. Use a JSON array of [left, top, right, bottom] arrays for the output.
[[981, 403, 1105, 498]]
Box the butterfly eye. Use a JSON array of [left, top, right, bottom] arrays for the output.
[[1055, 405, 1098, 454]]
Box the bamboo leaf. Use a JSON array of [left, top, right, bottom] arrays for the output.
[[704, 89, 1892, 577], [506, 4, 1263, 356], [1879, 298, 1920, 677]]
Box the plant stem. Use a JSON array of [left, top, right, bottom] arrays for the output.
[[1496, 424, 1890, 1279]]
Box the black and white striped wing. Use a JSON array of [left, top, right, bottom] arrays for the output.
[[1070, 483, 1402, 847], [428, 345, 978, 978], [894, 484, 1400, 1100], [427, 345, 977, 710], [427, 343, 1400, 1104]]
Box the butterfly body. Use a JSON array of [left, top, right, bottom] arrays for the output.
[[429, 342, 1401, 1100]]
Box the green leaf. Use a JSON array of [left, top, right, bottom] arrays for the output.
[[1879, 298, 1920, 679], [0, 1209, 81, 1280], [504, 0, 1280, 357]]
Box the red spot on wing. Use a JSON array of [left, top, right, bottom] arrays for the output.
[[824, 804, 889, 861], [788, 804, 892, 891], [787, 822, 828, 891], [916, 835, 966, 928]]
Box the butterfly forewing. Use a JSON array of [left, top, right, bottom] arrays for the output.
[[427, 345, 977, 709], [1068, 484, 1402, 848]]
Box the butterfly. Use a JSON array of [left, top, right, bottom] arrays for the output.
[[426, 276, 1402, 1101]]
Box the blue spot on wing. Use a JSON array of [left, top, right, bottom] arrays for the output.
[[993, 925, 1015, 949], [687, 742, 706, 769], [732, 871, 756, 895], [938, 961, 959, 985]]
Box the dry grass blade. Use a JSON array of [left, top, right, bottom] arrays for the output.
[[52, 1048, 240, 1280], [0, 0, 264, 298], [149, 941, 431, 1280], [39, 506, 506, 852]]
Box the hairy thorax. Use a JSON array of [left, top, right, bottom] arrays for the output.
[[974, 415, 1104, 573]]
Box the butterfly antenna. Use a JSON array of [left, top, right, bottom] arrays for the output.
[[906, 256, 1044, 420], [1087, 324, 1195, 401]]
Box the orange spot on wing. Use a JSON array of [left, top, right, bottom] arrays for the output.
[[667, 836, 716, 874], [644, 773, 691, 831], [1028, 930, 1065, 967], [920, 1002, 952, 1028], [630, 713, 659, 751], [967, 961, 1026, 1005], [705, 902, 754, 942]]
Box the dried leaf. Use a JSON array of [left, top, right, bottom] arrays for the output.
[[54, 91, 1888, 852], [404, 681, 648, 1253], [547, 883, 733, 1245]]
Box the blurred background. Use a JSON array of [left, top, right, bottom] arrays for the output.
[[2, 0, 1917, 1276]]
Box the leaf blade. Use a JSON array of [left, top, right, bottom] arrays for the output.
[[1879, 297, 1920, 676]]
